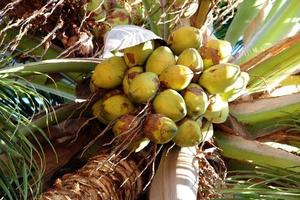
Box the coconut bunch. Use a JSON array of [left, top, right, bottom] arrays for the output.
[[85, 0, 145, 40], [90, 26, 249, 152]]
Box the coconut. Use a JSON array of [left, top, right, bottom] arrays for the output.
[[200, 38, 232, 69], [159, 64, 193, 91], [168, 26, 202, 55], [177, 48, 203, 74], [92, 99, 109, 124], [84, 0, 106, 22], [204, 94, 229, 124], [182, 83, 209, 119], [143, 114, 178, 144], [123, 66, 144, 95], [145, 46, 176, 75], [99, 92, 135, 122], [91, 56, 127, 89], [220, 71, 250, 102], [128, 72, 159, 104], [123, 40, 154, 67], [112, 115, 150, 152], [199, 63, 240, 94], [107, 8, 130, 27], [172, 119, 202, 147], [153, 89, 187, 122]]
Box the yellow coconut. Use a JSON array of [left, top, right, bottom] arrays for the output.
[[153, 89, 187, 122], [123, 66, 144, 95], [123, 40, 154, 67], [145, 46, 176, 75], [91, 56, 128, 89], [128, 72, 160, 104], [172, 119, 202, 147], [100, 93, 135, 122], [159, 64, 193, 91], [177, 48, 203, 73], [220, 71, 250, 102], [112, 114, 150, 152], [183, 83, 209, 119], [168, 26, 202, 55], [200, 38, 232, 69], [143, 114, 178, 144], [91, 99, 109, 124], [199, 63, 240, 94], [204, 94, 229, 124]]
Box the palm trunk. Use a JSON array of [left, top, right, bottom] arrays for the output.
[[40, 153, 144, 200]]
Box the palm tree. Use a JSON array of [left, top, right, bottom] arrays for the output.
[[1, 0, 300, 199]]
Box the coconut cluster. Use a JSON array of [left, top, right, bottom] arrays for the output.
[[90, 26, 249, 151]]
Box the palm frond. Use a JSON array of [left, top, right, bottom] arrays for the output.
[[219, 166, 300, 200], [0, 76, 52, 199]]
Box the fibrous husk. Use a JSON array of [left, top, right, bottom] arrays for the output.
[[39, 153, 143, 200]]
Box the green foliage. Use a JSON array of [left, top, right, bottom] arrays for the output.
[[219, 167, 300, 200], [0, 77, 52, 199]]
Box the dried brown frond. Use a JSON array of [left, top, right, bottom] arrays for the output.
[[197, 146, 226, 200]]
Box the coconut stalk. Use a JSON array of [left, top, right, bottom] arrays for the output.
[[230, 93, 300, 138], [0, 59, 99, 99], [0, 58, 99, 74], [214, 131, 300, 172], [148, 146, 199, 200], [191, 0, 212, 28], [243, 33, 300, 93]]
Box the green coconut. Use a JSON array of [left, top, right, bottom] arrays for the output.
[[199, 63, 240, 94], [123, 66, 144, 95], [123, 40, 154, 67], [128, 72, 160, 104], [182, 83, 209, 119], [200, 38, 232, 69], [145, 46, 176, 75], [159, 64, 193, 91], [173, 119, 202, 147], [91, 56, 128, 89], [153, 89, 187, 122], [177, 48, 203, 74], [168, 26, 202, 55], [204, 94, 229, 124], [106, 8, 130, 27], [220, 71, 250, 102], [143, 114, 178, 144], [100, 92, 135, 122], [92, 99, 109, 124]]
